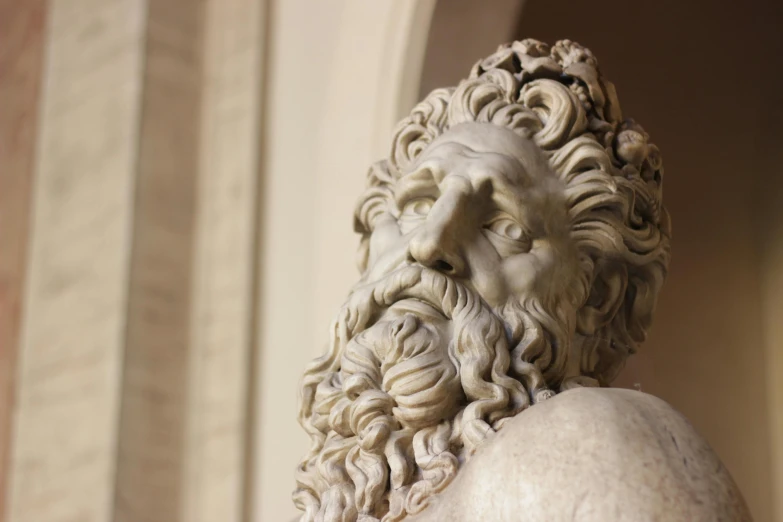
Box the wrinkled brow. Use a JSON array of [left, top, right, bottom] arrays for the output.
[[393, 166, 438, 208], [394, 144, 536, 212]]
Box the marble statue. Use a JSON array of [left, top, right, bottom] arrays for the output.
[[293, 39, 751, 521]]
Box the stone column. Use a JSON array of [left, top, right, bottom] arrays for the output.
[[1, 1, 264, 521]]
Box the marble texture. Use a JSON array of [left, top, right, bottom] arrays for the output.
[[184, 0, 264, 519], [0, 2, 47, 520], [6, 2, 147, 521], [3, 1, 264, 521], [115, 1, 264, 521], [408, 388, 751, 521], [113, 0, 202, 519]]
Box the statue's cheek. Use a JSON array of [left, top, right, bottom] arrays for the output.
[[500, 253, 540, 299], [502, 239, 577, 300], [363, 215, 412, 280], [368, 213, 403, 258]]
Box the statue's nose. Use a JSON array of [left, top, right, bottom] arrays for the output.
[[407, 199, 467, 277]]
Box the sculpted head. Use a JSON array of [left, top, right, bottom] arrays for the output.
[[295, 39, 671, 522]]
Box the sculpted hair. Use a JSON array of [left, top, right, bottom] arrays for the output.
[[355, 39, 671, 386]]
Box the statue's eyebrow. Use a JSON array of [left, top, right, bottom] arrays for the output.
[[480, 156, 532, 223], [491, 187, 527, 222], [490, 153, 530, 186], [393, 166, 438, 206]]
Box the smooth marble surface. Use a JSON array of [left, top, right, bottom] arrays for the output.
[[409, 388, 752, 522], [7, 2, 146, 521], [0, 3, 47, 520]]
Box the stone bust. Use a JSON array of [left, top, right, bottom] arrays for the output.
[[293, 40, 750, 521]]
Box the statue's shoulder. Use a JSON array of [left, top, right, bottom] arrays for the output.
[[516, 386, 691, 436], [410, 388, 752, 522]]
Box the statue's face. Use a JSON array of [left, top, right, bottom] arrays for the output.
[[293, 122, 587, 520], [362, 122, 580, 310]]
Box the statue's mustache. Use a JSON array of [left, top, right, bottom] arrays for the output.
[[342, 265, 485, 336]]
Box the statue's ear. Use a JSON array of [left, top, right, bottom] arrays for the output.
[[577, 262, 627, 336]]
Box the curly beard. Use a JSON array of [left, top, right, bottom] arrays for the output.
[[293, 266, 562, 521]]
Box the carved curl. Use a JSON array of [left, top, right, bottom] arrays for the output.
[[355, 39, 671, 386]]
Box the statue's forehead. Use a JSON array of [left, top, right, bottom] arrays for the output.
[[407, 123, 549, 186]]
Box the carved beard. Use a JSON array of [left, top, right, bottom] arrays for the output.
[[294, 266, 558, 522]]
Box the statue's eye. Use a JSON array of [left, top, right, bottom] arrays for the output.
[[398, 198, 435, 234], [401, 198, 434, 217], [485, 216, 524, 240], [483, 214, 532, 256]]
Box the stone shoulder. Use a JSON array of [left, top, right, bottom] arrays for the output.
[[410, 387, 752, 522]]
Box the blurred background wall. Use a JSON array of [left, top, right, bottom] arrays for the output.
[[0, 1, 781, 521]]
